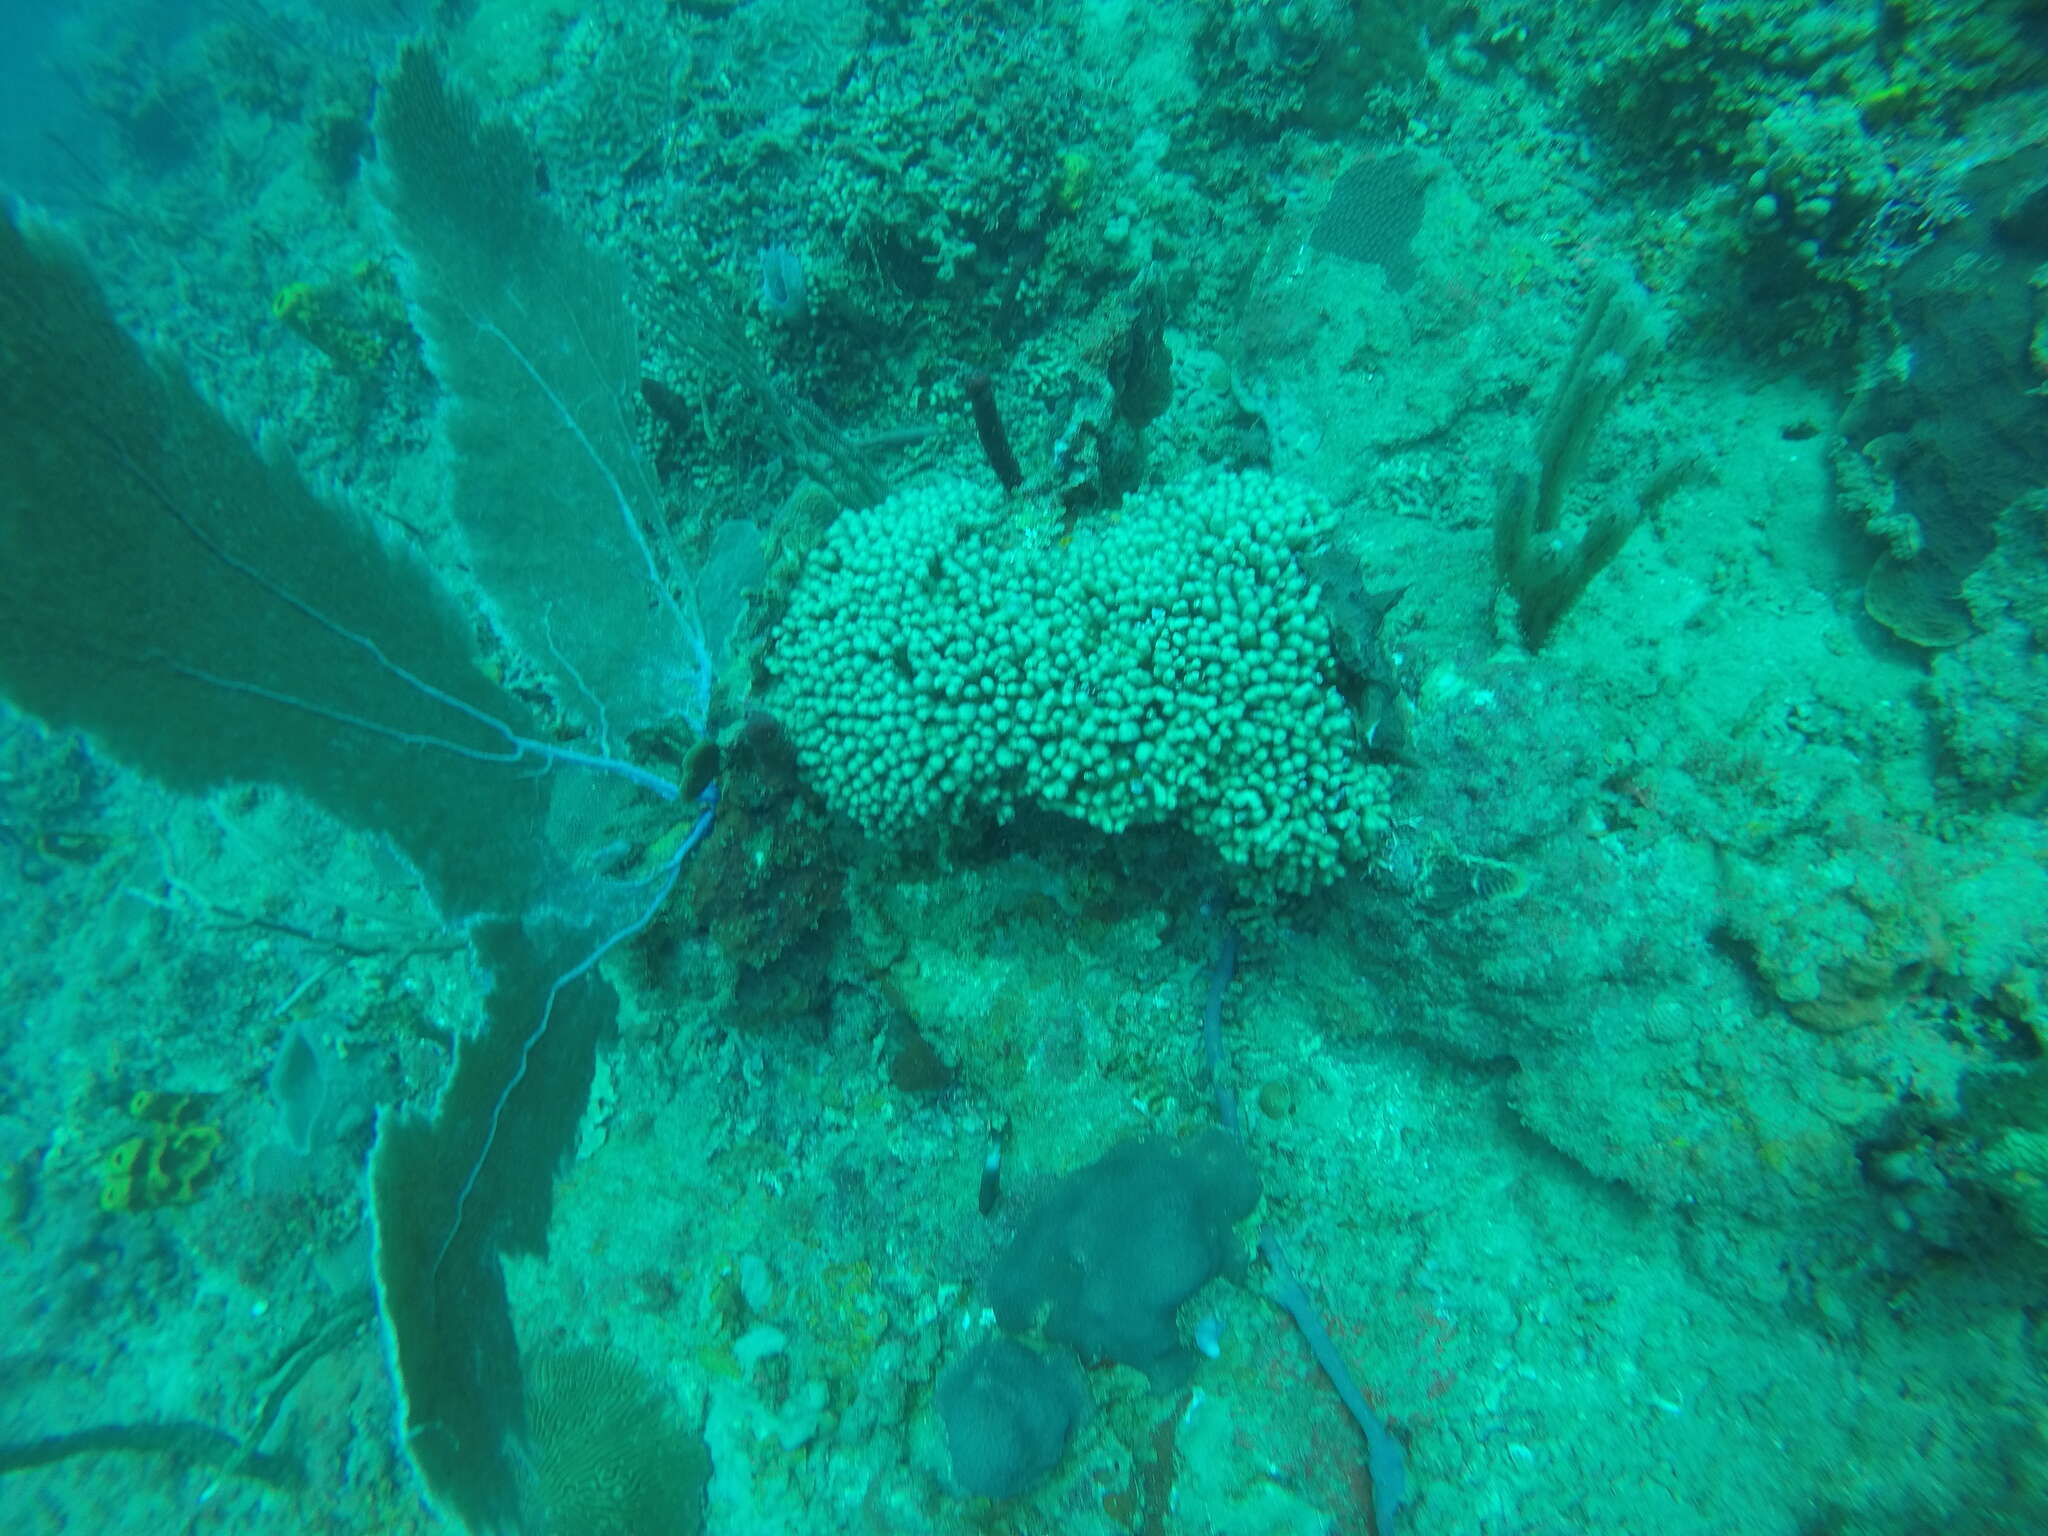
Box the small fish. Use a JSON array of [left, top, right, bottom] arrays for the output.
[[978, 1116, 1011, 1217]]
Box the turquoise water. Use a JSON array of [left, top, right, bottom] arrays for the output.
[[3, 2, 2046, 1533]]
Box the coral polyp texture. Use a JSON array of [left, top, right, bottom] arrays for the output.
[[769, 470, 1391, 895]]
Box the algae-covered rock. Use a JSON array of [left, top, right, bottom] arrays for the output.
[[1844, 148, 2048, 649], [1930, 491, 2048, 803]]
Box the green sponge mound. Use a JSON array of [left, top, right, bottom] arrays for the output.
[[769, 469, 1391, 894]]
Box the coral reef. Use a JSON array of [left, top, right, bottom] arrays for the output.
[[6, 3, 2048, 1534]]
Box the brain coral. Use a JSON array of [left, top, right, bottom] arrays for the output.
[[525, 1346, 708, 1535], [767, 469, 1391, 896]]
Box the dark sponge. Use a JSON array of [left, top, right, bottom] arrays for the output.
[[989, 1129, 1260, 1383], [936, 1337, 1082, 1500]]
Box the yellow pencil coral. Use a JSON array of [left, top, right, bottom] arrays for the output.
[[271, 266, 403, 373], [98, 1091, 223, 1212]]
